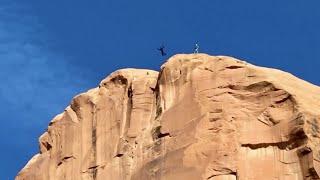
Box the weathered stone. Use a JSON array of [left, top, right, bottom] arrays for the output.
[[16, 54, 320, 180]]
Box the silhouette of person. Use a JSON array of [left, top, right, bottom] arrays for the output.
[[194, 43, 199, 54], [157, 45, 167, 56]]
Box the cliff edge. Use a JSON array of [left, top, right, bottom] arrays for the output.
[[16, 54, 320, 180]]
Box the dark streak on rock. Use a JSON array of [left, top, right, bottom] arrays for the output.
[[242, 130, 307, 150], [88, 165, 99, 170], [206, 171, 237, 180], [225, 65, 244, 69], [115, 153, 124, 158], [111, 75, 128, 85], [275, 94, 291, 104], [152, 126, 170, 140], [57, 156, 75, 166], [153, 74, 162, 120], [41, 141, 52, 151], [127, 83, 133, 128], [91, 104, 98, 180]]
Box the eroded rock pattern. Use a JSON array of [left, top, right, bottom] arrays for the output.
[[16, 54, 320, 180]]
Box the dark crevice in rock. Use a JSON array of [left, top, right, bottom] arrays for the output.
[[275, 94, 291, 104], [245, 81, 278, 92], [241, 130, 307, 150], [91, 105, 98, 179], [110, 75, 128, 85], [93, 169, 97, 180], [154, 67, 164, 93], [307, 168, 320, 179], [62, 156, 74, 161], [114, 153, 124, 158], [153, 73, 163, 120], [158, 132, 170, 138], [128, 85, 133, 99], [150, 87, 156, 92], [297, 146, 320, 179], [225, 84, 244, 91], [57, 156, 75, 166], [207, 172, 237, 180], [41, 141, 52, 151], [297, 146, 312, 156], [126, 83, 133, 128], [242, 141, 292, 150], [81, 165, 100, 173], [92, 128, 97, 149], [85, 165, 99, 179], [152, 126, 170, 140], [247, 75, 256, 77], [88, 165, 99, 170], [225, 65, 244, 69], [155, 106, 162, 120], [203, 67, 214, 72]]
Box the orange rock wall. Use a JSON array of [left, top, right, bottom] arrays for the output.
[[16, 54, 320, 180]]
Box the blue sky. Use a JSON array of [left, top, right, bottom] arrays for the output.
[[1, 0, 320, 179]]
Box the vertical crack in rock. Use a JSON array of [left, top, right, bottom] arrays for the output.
[[154, 84, 162, 121], [91, 102, 98, 180], [297, 147, 320, 179], [127, 83, 133, 129], [151, 71, 165, 139]]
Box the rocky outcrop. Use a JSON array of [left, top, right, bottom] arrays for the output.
[[16, 54, 320, 180]]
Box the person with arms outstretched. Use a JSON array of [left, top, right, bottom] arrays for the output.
[[157, 45, 167, 56]]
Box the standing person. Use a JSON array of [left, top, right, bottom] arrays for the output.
[[194, 43, 199, 54], [157, 45, 167, 56]]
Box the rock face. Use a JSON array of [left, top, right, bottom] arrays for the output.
[[16, 54, 320, 180]]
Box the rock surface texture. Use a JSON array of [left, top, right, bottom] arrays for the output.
[[16, 54, 320, 180]]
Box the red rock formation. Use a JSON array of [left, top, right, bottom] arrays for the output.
[[16, 54, 320, 180]]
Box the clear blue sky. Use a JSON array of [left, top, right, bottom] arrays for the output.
[[1, 0, 320, 179]]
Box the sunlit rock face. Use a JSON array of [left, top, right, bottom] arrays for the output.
[[16, 54, 320, 180]]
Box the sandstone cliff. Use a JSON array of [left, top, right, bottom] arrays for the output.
[[16, 54, 320, 180]]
